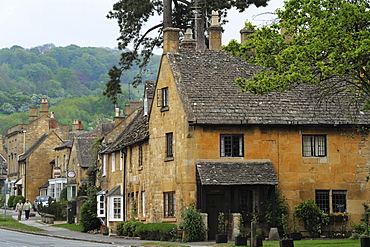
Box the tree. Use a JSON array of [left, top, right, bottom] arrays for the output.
[[104, 0, 270, 104], [224, 0, 370, 110]]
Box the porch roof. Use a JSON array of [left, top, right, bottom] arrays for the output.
[[107, 185, 121, 196], [196, 159, 278, 186]]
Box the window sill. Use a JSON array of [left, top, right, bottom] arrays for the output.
[[162, 217, 176, 223], [164, 157, 174, 162], [160, 106, 169, 112]]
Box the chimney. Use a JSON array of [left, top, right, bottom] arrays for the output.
[[40, 98, 49, 116], [180, 28, 196, 50], [240, 27, 255, 44], [114, 108, 124, 125], [163, 27, 180, 53], [78, 121, 83, 131], [29, 107, 38, 121], [72, 119, 79, 132], [208, 11, 223, 50]]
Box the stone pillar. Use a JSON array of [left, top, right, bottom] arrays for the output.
[[201, 213, 208, 241], [251, 221, 257, 247], [231, 213, 240, 240]]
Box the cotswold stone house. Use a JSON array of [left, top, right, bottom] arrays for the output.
[[99, 14, 370, 239], [3, 99, 69, 201]]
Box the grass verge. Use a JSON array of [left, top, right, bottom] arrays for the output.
[[0, 215, 45, 232], [52, 223, 83, 232]]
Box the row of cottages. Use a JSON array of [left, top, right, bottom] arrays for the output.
[[2, 98, 117, 207], [98, 12, 370, 240]]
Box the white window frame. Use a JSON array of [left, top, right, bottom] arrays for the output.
[[111, 153, 115, 172], [120, 150, 123, 170], [109, 196, 123, 221], [102, 154, 107, 177], [97, 195, 105, 217], [141, 191, 146, 217]]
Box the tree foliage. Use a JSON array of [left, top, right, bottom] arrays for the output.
[[224, 0, 370, 110], [104, 0, 270, 104]]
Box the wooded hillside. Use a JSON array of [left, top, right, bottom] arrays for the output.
[[0, 44, 160, 135]]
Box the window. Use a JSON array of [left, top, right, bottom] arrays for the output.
[[111, 153, 115, 172], [157, 87, 169, 108], [164, 192, 176, 217], [166, 133, 173, 158], [102, 154, 107, 176], [97, 195, 105, 217], [139, 145, 143, 167], [303, 135, 326, 157], [141, 191, 146, 217], [239, 190, 255, 213], [109, 196, 123, 221], [220, 134, 244, 157], [316, 190, 347, 214]]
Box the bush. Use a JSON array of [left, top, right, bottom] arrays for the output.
[[38, 200, 67, 221], [116, 218, 143, 236], [7, 195, 16, 208], [180, 202, 206, 242], [60, 187, 68, 201], [136, 223, 177, 241], [79, 198, 101, 232], [13, 195, 25, 207], [295, 199, 329, 237]]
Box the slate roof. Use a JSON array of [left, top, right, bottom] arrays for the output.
[[19, 134, 49, 161], [167, 49, 370, 126], [196, 159, 278, 186], [102, 108, 149, 153], [107, 185, 121, 196], [75, 138, 96, 168]]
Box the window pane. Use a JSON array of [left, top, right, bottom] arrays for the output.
[[164, 192, 175, 217], [221, 135, 244, 157], [303, 135, 326, 157], [113, 198, 121, 219], [332, 190, 346, 213], [166, 133, 173, 157], [316, 190, 329, 213]]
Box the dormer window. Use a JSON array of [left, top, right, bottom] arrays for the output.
[[157, 87, 169, 110]]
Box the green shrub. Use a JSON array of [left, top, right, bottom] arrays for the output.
[[7, 195, 16, 208], [79, 198, 101, 232], [60, 187, 68, 201], [295, 199, 329, 237], [38, 200, 67, 221], [136, 223, 177, 241], [180, 202, 206, 242], [13, 195, 25, 207], [116, 219, 143, 236]]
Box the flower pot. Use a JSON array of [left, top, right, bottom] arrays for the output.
[[361, 236, 370, 247], [235, 236, 248, 246], [216, 234, 228, 243], [289, 232, 302, 240], [280, 239, 294, 247]]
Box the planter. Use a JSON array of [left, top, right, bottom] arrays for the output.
[[235, 236, 248, 246], [100, 225, 109, 235], [330, 215, 348, 222], [361, 236, 370, 247], [280, 239, 294, 247], [289, 232, 302, 240], [216, 234, 228, 243], [257, 236, 263, 246]]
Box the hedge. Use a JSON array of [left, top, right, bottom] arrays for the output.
[[136, 223, 177, 241]]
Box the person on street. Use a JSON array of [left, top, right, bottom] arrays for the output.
[[15, 200, 23, 220], [23, 199, 32, 220]]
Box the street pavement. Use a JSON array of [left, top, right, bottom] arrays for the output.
[[0, 208, 214, 246]]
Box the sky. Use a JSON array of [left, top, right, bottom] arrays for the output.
[[0, 0, 284, 51]]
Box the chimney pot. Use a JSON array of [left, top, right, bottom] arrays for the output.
[[180, 28, 196, 50]]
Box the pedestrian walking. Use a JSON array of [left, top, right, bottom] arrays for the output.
[[23, 199, 32, 220], [15, 200, 23, 220]]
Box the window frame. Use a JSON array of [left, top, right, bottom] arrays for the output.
[[164, 192, 176, 218], [315, 190, 347, 214], [97, 195, 105, 217], [109, 196, 123, 221], [157, 87, 169, 108], [302, 135, 327, 157], [166, 132, 173, 158], [220, 134, 244, 157]]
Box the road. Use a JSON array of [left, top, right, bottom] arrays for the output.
[[0, 228, 115, 247]]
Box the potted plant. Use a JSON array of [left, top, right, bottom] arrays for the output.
[[280, 214, 294, 247], [361, 203, 370, 247], [216, 212, 228, 243], [288, 212, 302, 240], [235, 214, 248, 246]]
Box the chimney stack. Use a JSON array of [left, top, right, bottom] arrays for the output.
[[163, 27, 180, 53], [208, 11, 223, 50], [180, 28, 196, 50], [40, 98, 49, 116], [240, 27, 254, 44], [29, 107, 38, 121], [72, 119, 79, 132]]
